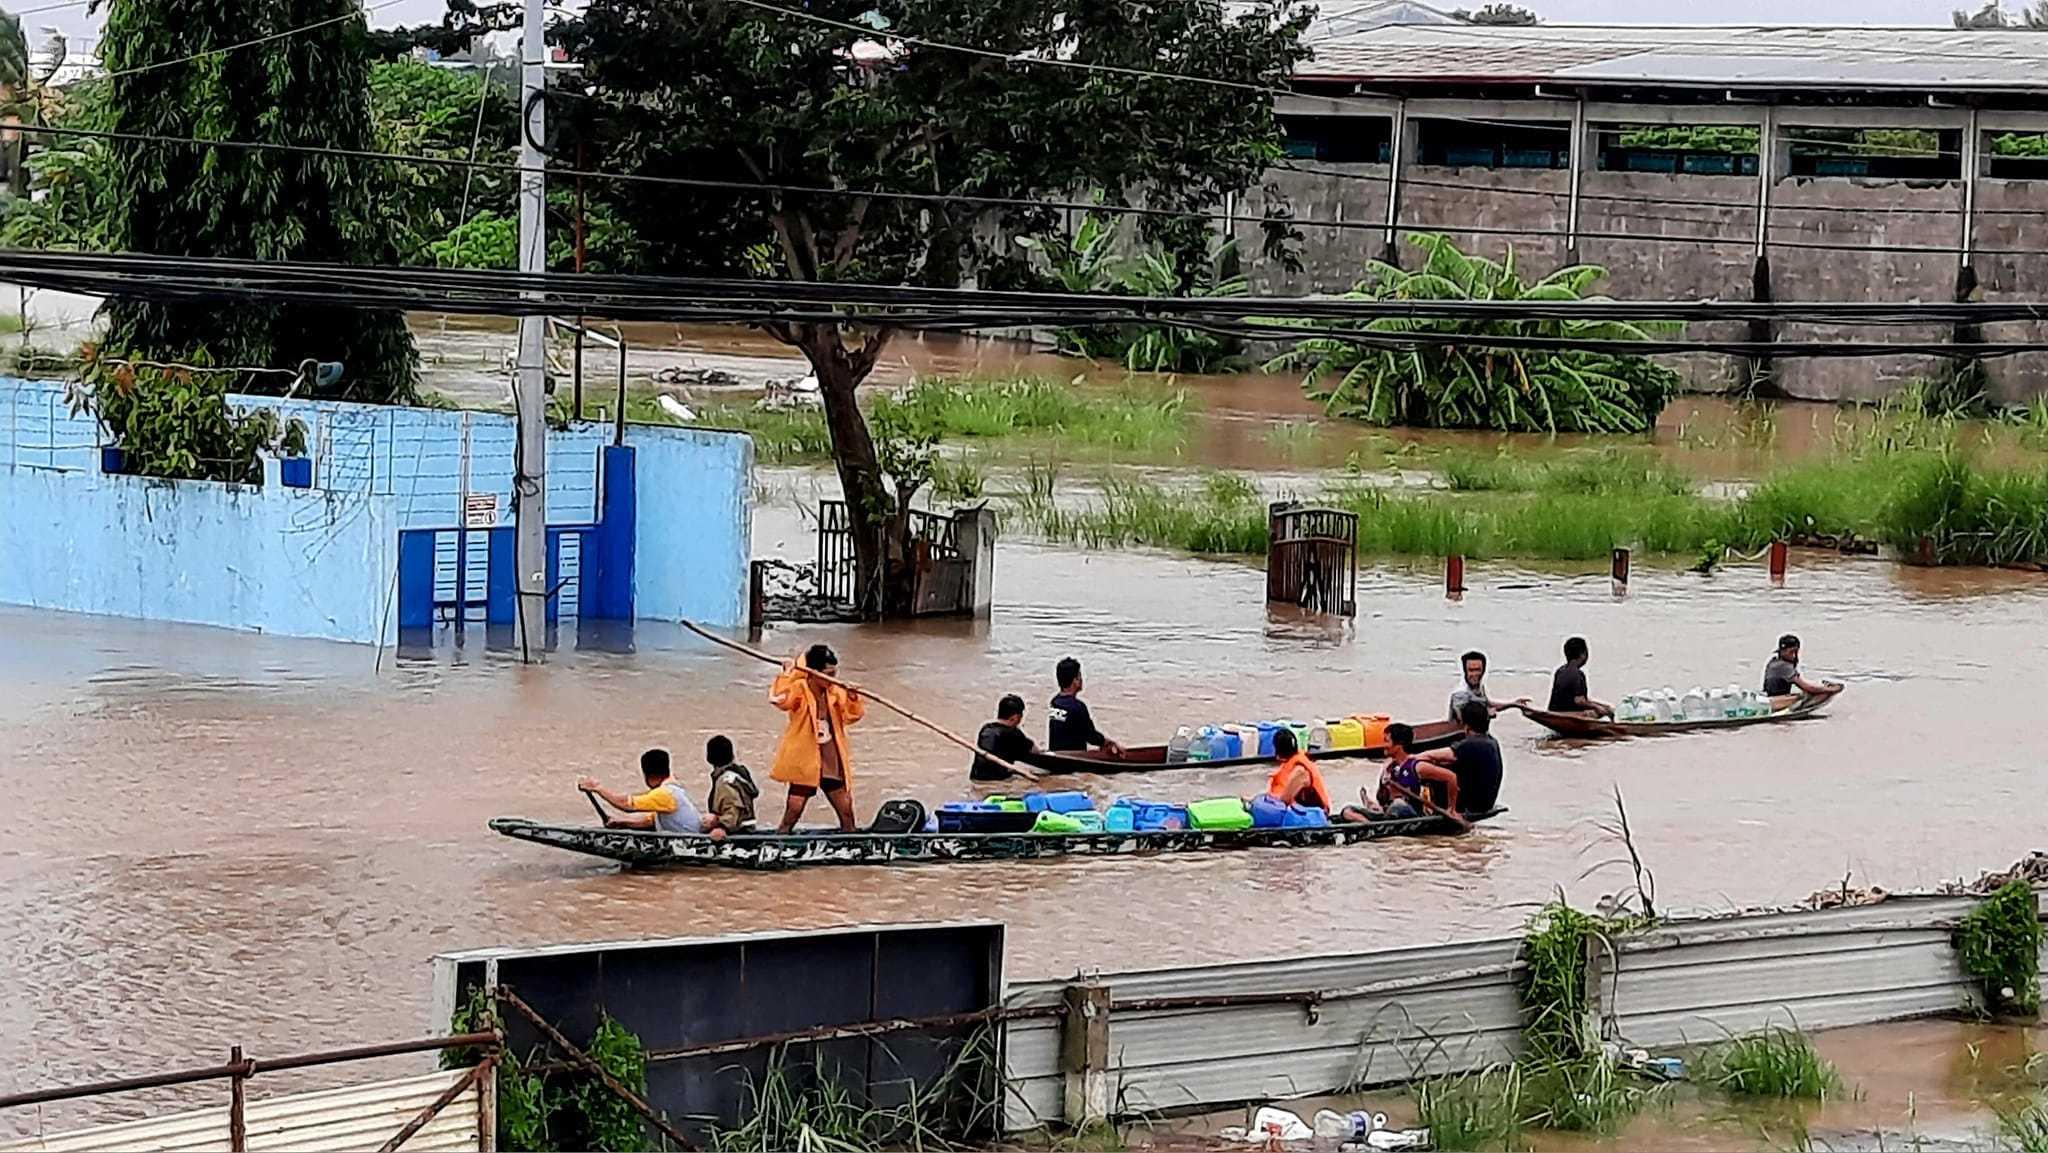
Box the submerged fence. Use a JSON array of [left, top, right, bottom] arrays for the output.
[[998, 891, 2040, 1130]]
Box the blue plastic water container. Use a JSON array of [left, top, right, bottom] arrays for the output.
[[1249, 794, 1291, 829], [1255, 722, 1282, 757], [1285, 804, 1330, 828], [1104, 800, 1136, 833], [1212, 729, 1242, 760], [1024, 790, 1094, 814], [1068, 811, 1106, 833], [1130, 801, 1189, 832]]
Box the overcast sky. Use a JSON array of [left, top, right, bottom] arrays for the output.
[[3, 0, 2002, 52]]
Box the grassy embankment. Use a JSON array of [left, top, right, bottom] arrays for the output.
[[1017, 433, 2048, 569]]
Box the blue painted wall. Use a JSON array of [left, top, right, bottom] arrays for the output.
[[0, 469, 399, 643], [0, 377, 753, 642]]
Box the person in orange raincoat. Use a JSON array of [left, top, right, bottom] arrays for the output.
[[769, 643, 866, 832]]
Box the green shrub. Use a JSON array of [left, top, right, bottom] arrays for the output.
[[1412, 1064, 1522, 1151], [1956, 880, 2043, 1016]]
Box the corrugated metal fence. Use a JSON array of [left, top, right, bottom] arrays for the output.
[[0, 1070, 483, 1153], [1001, 892, 2039, 1130]]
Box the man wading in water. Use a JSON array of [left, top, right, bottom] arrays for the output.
[[769, 644, 865, 832]]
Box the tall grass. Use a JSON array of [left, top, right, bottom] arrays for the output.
[[871, 377, 1189, 452], [1997, 1094, 2048, 1153], [1413, 1064, 1523, 1151], [1438, 448, 1692, 497], [1700, 1028, 1843, 1100], [1021, 472, 1270, 553], [630, 396, 835, 463], [1877, 452, 2048, 565]]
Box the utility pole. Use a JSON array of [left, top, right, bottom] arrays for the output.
[[514, 0, 548, 661]]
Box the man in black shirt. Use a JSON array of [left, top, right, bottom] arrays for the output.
[[1047, 657, 1123, 755], [1418, 698, 1504, 814], [973, 695, 1040, 781], [1546, 636, 1613, 718]]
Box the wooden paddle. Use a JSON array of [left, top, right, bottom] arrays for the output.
[[682, 620, 1045, 782], [579, 787, 610, 825], [1379, 779, 1472, 833]]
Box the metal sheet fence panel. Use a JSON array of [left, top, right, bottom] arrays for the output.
[[1607, 896, 1983, 1048], [1001, 936, 1525, 1129], [0, 1069, 481, 1153]]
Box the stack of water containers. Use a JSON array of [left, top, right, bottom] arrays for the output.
[[930, 786, 1334, 835], [1166, 713, 1383, 762], [1615, 685, 1771, 723]]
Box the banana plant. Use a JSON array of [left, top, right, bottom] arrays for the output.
[[1267, 233, 1682, 434]]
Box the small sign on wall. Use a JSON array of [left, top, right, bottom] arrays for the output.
[[463, 493, 499, 529]]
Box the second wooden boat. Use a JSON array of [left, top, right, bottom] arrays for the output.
[[1015, 718, 1465, 775], [1518, 689, 1838, 739]]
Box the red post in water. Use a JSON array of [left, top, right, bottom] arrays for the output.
[[1610, 547, 1631, 596], [1768, 539, 1789, 584], [1446, 554, 1466, 598]]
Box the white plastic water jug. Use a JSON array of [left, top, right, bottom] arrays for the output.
[[1307, 723, 1332, 752], [1680, 687, 1708, 720]]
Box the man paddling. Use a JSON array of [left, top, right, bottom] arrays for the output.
[[1416, 699, 1503, 816], [1545, 636, 1615, 718], [1449, 650, 1527, 721], [972, 695, 1040, 782], [769, 644, 865, 833], [579, 749, 705, 833], [1763, 634, 1844, 706], [1048, 657, 1124, 757]]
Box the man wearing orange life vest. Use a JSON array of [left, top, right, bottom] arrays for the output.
[[1263, 728, 1333, 811], [769, 643, 866, 833]]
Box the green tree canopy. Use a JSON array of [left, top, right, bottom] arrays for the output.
[[99, 0, 416, 401], [559, 0, 1309, 611]]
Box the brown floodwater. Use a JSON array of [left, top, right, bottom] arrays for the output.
[[1167, 1018, 2046, 1152], [414, 315, 2044, 479], [5, 493, 2047, 1136]]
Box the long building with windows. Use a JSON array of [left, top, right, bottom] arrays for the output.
[[1241, 23, 2048, 401]]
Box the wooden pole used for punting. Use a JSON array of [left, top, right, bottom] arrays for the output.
[[681, 619, 1040, 780]]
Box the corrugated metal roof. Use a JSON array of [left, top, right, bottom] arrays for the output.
[[1299, 24, 2048, 92], [0, 1070, 481, 1153]]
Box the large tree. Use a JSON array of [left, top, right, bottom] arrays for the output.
[[99, 0, 416, 401], [562, 0, 1309, 613]]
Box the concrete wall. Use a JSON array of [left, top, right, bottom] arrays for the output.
[[1237, 162, 2048, 403], [0, 377, 752, 643]]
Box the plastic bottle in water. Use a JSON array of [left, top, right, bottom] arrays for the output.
[[1166, 726, 1193, 763]]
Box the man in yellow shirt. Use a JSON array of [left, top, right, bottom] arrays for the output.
[[579, 749, 706, 835]]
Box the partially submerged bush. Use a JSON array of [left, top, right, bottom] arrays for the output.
[[1699, 1027, 1843, 1100], [1956, 879, 2043, 1017]]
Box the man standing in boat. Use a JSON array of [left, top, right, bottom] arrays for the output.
[[769, 644, 865, 833], [1764, 634, 1844, 706], [1545, 637, 1615, 719], [1048, 657, 1124, 757], [1449, 650, 1528, 721]]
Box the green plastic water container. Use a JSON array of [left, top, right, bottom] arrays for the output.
[[987, 796, 1029, 812], [1187, 796, 1253, 831], [1032, 810, 1086, 834]]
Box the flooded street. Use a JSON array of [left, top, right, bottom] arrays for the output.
[[5, 500, 2047, 1133]]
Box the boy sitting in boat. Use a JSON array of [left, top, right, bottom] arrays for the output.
[[705, 735, 760, 838], [1048, 657, 1124, 757], [579, 748, 705, 834], [1264, 728, 1333, 810]]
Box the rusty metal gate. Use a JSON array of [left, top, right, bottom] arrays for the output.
[[816, 501, 972, 615], [1267, 502, 1358, 617]]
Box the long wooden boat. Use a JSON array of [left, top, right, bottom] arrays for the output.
[[489, 808, 1502, 871], [1518, 690, 1837, 739], [1017, 718, 1465, 775]]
